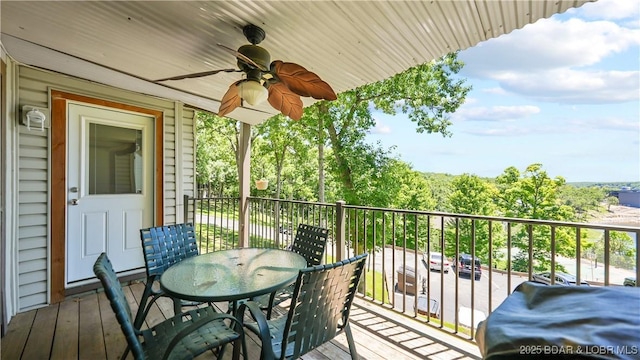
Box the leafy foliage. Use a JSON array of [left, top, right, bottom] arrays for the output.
[[495, 164, 578, 272], [195, 112, 240, 196], [444, 174, 504, 262], [304, 52, 470, 206]]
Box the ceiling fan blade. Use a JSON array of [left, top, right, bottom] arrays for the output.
[[271, 60, 337, 100], [155, 68, 241, 82], [217, 81, 243, 118], [267, 82, 303, 120], [217, 43, 269, 72]]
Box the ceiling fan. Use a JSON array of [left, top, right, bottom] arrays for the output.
[[156, 24, 337, 120]]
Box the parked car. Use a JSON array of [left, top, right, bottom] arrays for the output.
[[423, 252, 450, 273], [532, 271, 589, 286], [623, 277, 636, 286], [453, 254, 482, 280], [396, 266, 420, 295]]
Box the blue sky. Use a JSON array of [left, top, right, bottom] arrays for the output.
[[368, 0, 639, 183]]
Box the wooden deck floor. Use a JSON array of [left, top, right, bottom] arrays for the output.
[[1, 281, 481, 360]]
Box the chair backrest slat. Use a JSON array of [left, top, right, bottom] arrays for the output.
[[290, 224, 328, 267], [140, 223, 198, 277], [93, 253, 145, 359], [283, 253, 368, 358]]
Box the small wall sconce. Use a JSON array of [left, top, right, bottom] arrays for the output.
[[21, 105, 49, 132]]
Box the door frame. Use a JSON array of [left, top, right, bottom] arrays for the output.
[[50, 90, 164, 303]]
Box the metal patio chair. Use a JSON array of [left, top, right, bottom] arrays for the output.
[[237, 253, 368, 360], [94, 253, 243, 360], [134, 223, 201, 328], [259, 223, 328, 319]]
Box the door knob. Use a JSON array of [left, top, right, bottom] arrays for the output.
[[70, 199, 79, 206]]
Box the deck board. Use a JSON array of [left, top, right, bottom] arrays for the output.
[[97, 291, 127, 360], [1, 282, 482, 360], [78, 293, 106, 359], [21, 302, 57, 360], [1, 309, 35, 360], [50, 298, 79, 360]]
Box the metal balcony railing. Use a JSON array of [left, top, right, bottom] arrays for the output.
[[184, 194, 640, 341]]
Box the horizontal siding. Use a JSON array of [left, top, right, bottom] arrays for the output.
[[17, 225, 47, 239], [17, 181, 47, 193], [18, 203, 48, 217], [18, 169, 48, 181], [18, 269, 47, 286], [17, 237, 46, 251], [18, 247, 47, 263], [182, 108, 196, 198], [16, 131, 47, 147], [18, 214, 47, 227], [15, 193, 47, 204], [163, 108, 176, 225], [14, 66, 195, 310]]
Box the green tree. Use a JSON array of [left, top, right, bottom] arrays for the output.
[[605, 196, 619, 211], [495, 164, 576, 272], [253, 115, 310, 199], [385, 160, 438, 250], [195, 112, 240, 196], [557, 185, 605, 220], [422, 172, 455, 212], [302, 52, 470, 206], [591, 231, 636, 270], [444, 174, 503, 262]]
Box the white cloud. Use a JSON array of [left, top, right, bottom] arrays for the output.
[[462, 97, 479, 105], [463, 126, 535, 136], [567, 117, 640, 131], [482, 87, 507, 95], [460, 18, 639, 76], [499, 69, 639, 104], [453, 105, 540, 122], [458, 9, 640, 105], [370, 118, 391, 134], [577, 0, 640, 21]]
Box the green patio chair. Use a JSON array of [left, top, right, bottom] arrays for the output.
[[258, 223, 329, 319], [94, 252, 243, 360], [135, 223, 201, 328], [237, 253, 368, 360]]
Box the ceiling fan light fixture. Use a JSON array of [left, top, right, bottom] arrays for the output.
[[239, 79, 268, 106]]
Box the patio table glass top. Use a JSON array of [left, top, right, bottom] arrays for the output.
[[160, 248, 307, 303]]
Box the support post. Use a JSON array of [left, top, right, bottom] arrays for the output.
[[237, 122, 251, 248], [183, 194, 189, 224], [336, 200, 346, 261]]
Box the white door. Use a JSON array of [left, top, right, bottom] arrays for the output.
[[66, 103, 154, 284]]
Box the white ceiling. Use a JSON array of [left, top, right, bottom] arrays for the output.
[[1, 0, 594, 125]]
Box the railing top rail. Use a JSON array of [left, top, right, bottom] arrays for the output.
[[342, 203, 640, 232], [188, 194, 639, 232], [248, 196, 336, 207], [187, 196, 240, 201]]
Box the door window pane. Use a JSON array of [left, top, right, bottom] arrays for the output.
[[89, 123, 143, 195]]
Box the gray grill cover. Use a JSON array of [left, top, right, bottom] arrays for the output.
[[476, 281, 640, 359]]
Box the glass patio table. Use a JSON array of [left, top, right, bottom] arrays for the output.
[[160, 248, 307, 311]]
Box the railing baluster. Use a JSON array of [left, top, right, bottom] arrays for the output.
[[576, 227, 581, 284], [470, 219, 476, 340], [453, 216, 458, 333], [550, 225, 556, 279], [604, 229, 610, 286]]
